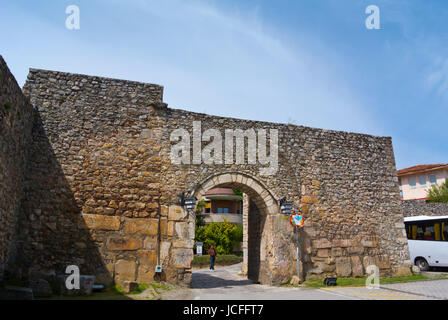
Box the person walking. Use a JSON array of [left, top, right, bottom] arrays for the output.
[[209, 245, 216, 271]]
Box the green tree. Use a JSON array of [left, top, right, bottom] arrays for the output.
[[427, 178, 448, 203], [195, 220, 243, 255]]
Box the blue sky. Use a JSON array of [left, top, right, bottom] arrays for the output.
[[1, 0, 447, 169]]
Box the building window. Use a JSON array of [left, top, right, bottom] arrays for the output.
[[217, 208, 229, 214], [430, 174, 437, 185], [419, 176, 426, 187], [409, 177, 416, 189]]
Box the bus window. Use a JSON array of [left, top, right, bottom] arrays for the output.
[[416, 225, 424, 240], [411, 225, 418, 240], [443, 222, 448, 241], [423, 223, 435, 241], [435, 223, 441, 241]]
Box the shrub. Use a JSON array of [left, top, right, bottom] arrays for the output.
[[195, 220, 243, 255], [427, 178, 448, 203]]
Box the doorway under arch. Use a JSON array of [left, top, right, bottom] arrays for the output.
[[193, 172, 279, 284]]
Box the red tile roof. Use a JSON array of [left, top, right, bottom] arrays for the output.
[[397, 163, 448, 176], [204, 188, 235, 196]]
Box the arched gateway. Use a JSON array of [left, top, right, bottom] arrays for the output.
[[193, 172, 279, 284]]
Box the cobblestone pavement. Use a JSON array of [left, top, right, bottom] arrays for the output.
[[381, 279, 448, 300], [160, 263, 433, 300]]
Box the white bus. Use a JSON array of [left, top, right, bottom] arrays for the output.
[[404, 215, 448, 271]]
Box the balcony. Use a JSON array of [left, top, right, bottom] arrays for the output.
[[200, 213, 243, 225]]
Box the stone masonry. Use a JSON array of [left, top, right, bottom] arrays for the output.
[[0, 56, 34, 282], [402, 200, 448, 217], [0, 55, 412, 287]]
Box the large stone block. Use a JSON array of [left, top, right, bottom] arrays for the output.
[[361, 236, 378, 248], [138, 250, 158, 266], [332, 239, 351, 247], [347, 246, 364, 255], [331, 247, 343, 257], [115, 260, 136, 283], [167, 221, 174, 236], [173, 248, 194, 268], [143, 237, 157, 250], [78, 214, 120, 230], [375, 255, 391, 269], [123, 218, 165, 235], [137, 250, 158, 282], [168, 205, 188, 221], [350, 256, 364, 277], [174, 222, 194, 239], [362, 256, 376, 269], [106, 237, 142, 250], [173, 239, 194, 248], [395, 267, 412, 277], [312, 239, 332, 249], [309, 261, 335, 274], [335, 257, 352, 277], [317, 249, 330, 257], [160, 242, 172, 262], [122, 281, 139, 293]]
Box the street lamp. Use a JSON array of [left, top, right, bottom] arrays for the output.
[[279, 197, 292, 215], [181, 192, 197, 212]]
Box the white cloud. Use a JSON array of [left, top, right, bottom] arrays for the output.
[[427, 58, 448, 99], [114, 0, 383, 135]]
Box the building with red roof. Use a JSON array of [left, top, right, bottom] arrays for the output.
[[397, 163, 448, 200]]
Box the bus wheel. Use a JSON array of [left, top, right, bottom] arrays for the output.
[[415, 258, 430, 271]]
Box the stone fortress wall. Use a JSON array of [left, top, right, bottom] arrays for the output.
[[402, 200, 448, 217], [0, 55, 413, 286], [0, 56, 34, 282]]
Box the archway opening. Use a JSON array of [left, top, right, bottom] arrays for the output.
[[193, 173, 278, 284]]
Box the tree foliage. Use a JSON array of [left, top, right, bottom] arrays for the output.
[[195, 200, 206, 228], [233, 188, 243, 196], [195, 220, 243, 255], [427, 178, 448, 203]]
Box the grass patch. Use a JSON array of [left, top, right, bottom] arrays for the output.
[[39, 282, 168, 300], [300, 274, 441, 288], [192, 254, 243, 268], [150, 282, 172, 291], [39, 285, 131, 300], [114, 282, 150, 295]]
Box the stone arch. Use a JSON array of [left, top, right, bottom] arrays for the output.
[[193, 172, 278, 215], [193, 172, 280, 284]]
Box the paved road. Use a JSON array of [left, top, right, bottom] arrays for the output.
[[161, 263, 436, 300], [382, 280, 448, 300]]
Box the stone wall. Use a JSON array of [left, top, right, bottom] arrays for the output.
[[402, 200, 448, 217], [18, 69, 193, 285], [0, 56, 34, 281], [2, 64, 412, 286]]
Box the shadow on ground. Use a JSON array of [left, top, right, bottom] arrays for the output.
[[192, 271, 254, 289]]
